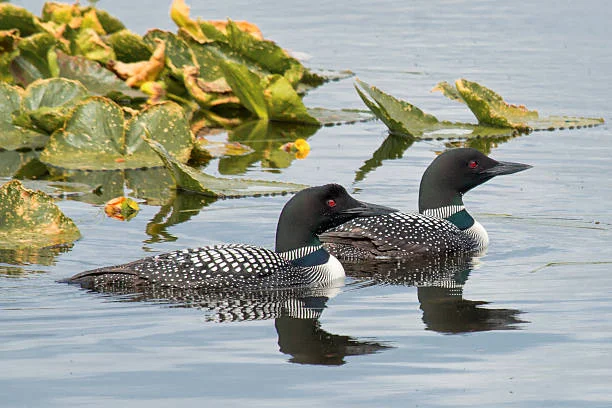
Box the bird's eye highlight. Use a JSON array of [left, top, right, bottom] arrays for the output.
[[326, 199, 337, 208], [468, 160, 478, 169]]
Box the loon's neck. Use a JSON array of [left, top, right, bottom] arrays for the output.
[[278, 246, 330, 266], [420, 192, 475, 231]]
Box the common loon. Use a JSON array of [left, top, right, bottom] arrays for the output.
[[320, 148, 531, 259], [67, 184, 395, 290]]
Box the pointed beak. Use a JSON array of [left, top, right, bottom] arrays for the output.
[[483, 160, 532, 177], [340, 200, 398, 217]]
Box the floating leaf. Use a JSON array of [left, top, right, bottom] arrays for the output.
[[0, 4, 43, 37], [15, 78, 89, 134], [84, 7, 125, 35], [435, 79, 604, 130], [204, 20, 263, 40], [106, 29, 153, 63], [10, 32, 63, 86], [55, 50, 146, 98], [74, 28, 116, 63], [170, 0, 206, 43], [0, 83, 48, 151], [145, 137, 308, 198], [143, 29, 197, 76], [104, 196, 140, 221], [0, 29, 20, 83], [107, 39, 165, 87], [225, 20, 303, 86], [221, 60, 319, 124], [0, 179, 80, 250], [40, 98, 193, 170], [307, 107, 373, 126]]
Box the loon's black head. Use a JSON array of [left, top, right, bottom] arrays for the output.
[[419, 148, 532, 212], [275, 184, 396, 252]]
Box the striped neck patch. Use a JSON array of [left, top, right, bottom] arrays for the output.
[[422, 204, 465, 219], [278, 245, 324, 262]]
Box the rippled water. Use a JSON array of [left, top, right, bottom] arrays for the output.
[[2, 0, 612, 407]]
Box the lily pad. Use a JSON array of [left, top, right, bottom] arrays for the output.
[[106, 29, 153, 63], [40, 98, 194, 170], [0, 4, 43, 37], [435, 79, 605, 130], [0, 179, 80, 250], [10, 32, 63, 86], [221, 60, 319, 124], [0, 83, 48, 151], [145, 137, 308, 198], [14, 78, 89, 134], [55, 50, 146, 98], [0, 29, 20, 83]]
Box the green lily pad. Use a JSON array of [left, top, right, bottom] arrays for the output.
[[13, 78, 89, 134], [0, 4, 43, 37], [307, 108, 374, 126], [143, 30, 197, 77], [0, 179, 80, 250], [0, 83, 49, 151], [106, 29, 153, 63], [145, 136, 308, 198], [9, 32, 64, 87], [82, 6, 125, 35], [221, 60, 319, 124], [40, 98, 194, 170], [55, 50, 146, 98], [436, 79, 604, 130], [359, 79, 604, 138], [0, 29, 20, 83], [224, 20, 304, 86], [356, 79, 520, 139], [74, 28, 115, 63]]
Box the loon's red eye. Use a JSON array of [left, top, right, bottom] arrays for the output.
[[326, 199, 336, 208], [468, 160, 478, 169]]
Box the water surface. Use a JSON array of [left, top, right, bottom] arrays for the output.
[[2, 0, 611, 407]]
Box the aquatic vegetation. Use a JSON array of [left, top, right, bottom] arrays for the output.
[[357, 79, 604, 139], [0, 179, 80, 250]]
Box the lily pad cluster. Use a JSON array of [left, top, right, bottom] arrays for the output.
[[357, 78, 604, 139], [1, 0, 346, 201]]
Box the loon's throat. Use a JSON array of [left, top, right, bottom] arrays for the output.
[[278, 245, 329, 267]]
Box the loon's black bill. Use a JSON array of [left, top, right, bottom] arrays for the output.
[[342, 201, 398, 217], [485, 160, 532, 177]]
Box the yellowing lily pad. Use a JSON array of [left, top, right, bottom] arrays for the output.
[[357, 79, 603, 139], [54, 50, 146, 98], [40, 98, 194, 170], [0, 179, 80, 250], [145, 137, 308, 198], [0, 4, 43, 37], [435, 79, 604, 130]]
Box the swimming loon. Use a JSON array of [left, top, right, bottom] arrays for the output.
[[67, 184, 395, 290], [320, 148, 531, 259]]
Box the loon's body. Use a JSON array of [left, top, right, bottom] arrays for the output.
[[321, 148, 531, 260], [68, 184, 394, 290]]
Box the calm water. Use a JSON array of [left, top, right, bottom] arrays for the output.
[[2, 1, 612, 407]]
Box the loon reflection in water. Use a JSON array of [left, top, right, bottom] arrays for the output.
[[81, 279, 391, 366], [344, 254, 527, 334]]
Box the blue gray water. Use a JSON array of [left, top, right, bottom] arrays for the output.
[[2, 0, 611, 407]]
